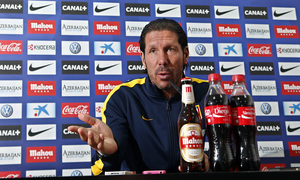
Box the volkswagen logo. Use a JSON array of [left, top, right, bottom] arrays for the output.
[[195, 44, 206, 55], [1, 104, 13, 117], [71, 170, 83, 176], [69, 42, 81, 54], [260, 103, 271, 114]]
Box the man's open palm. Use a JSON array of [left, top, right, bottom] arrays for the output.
[[68, 113, 118, 155]]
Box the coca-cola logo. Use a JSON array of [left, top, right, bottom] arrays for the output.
[[260, 164, 286, 171], [247, 44, 272, 57], [0, 40, 22, 54], [61, 103, 90, 118], [0, 171, 21, 178], [126, 42, 141, 55]]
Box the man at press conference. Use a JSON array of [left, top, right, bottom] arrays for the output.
[[68, 18, 209, 175]]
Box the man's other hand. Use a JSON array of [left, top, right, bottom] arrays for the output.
[[68, 113, 118, 155]]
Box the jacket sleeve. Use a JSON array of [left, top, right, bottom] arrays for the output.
[[91, 87, 130, 175]]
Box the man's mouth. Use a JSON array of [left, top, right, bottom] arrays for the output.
[[157, 71, 171, 80]]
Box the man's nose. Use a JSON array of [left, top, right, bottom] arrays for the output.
[[157, 51, 168, 66]]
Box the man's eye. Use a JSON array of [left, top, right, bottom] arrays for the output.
[[168, 48, 174, 51], [150, 49, 156, 53]]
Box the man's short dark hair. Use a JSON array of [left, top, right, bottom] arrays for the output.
[[139, 18, 188, 53]]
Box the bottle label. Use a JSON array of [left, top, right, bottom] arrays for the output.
[[179, 123, 204, 163], [232, 107, 256, 126], [182, 84, 195, 104], [204, 105, 232, 125]]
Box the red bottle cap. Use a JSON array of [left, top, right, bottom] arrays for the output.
[[208, 73, 221, 82], [232, 74, 245, 82], [181, 77, 192, 82]]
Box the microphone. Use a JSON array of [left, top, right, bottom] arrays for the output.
[[169, 80, 181, 95]]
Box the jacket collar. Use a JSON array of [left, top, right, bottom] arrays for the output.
[[144, 76, 181, 101]]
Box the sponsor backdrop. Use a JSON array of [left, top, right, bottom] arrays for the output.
[[0, 0, 299, 178]]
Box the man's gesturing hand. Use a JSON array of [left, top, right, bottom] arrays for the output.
[[68, 113, 118, 155]]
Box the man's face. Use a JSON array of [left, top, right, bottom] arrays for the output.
[[140, 30, 189, 91]]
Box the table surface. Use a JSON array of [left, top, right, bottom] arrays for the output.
[[20, 170, 300, 180]]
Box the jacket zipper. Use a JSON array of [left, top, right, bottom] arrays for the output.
[[166, 101, 175, 170]]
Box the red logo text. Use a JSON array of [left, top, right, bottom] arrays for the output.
[[0, 40, 22, 54], [61, 103, 90, 117]]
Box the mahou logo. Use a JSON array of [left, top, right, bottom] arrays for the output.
[[95, 81, 122, 95], [216, 24, 241, 37], [281, 81, 300, 95], [94, 21, 120, 35], [61, 103, 90, 118], [179, 124, 203, 162], [0, 40, 22, 54], [222, 81, 233, 95], [27, 146, 56, 163], [28, 20, 56, 34], [288, 142, 300, 156], [274, 25, 299, 38], [126, 42, 141, 56], [247, 44, 272, 57], [27, 81, 56, 96]]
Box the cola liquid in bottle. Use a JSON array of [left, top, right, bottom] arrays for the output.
[[229, 74, 260, 171], [204, 73, 235, 171], [178, 78, 205, 172]]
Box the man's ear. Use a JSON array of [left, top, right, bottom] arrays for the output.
[[183, 46, 189, 66], [141, 52, 147, 69]]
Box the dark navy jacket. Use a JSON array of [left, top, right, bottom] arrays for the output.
[[91, 76, 208, 175]]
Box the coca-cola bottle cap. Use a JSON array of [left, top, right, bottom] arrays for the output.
[[232, 74, 245, 82], [208, 73, 221, 82]]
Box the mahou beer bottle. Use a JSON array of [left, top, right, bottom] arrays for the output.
[[178, 78, 205, 172], [204, 73, 235, 171], [229, 74, 260, 171]]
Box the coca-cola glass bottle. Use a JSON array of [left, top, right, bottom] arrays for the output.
[[229, 74, 260, 171], [204, 73, 235, 171], [178, 78, 205, 172]]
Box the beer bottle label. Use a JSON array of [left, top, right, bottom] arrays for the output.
[[179, 123, 204, 163], [182, 84, 195, 104], [231, 107, 256, 126], [204, 105, 232, 125]]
